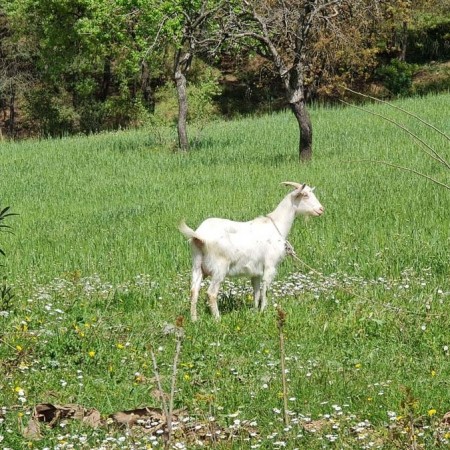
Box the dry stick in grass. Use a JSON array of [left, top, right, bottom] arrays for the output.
[[338, 97, 450, 191], [167, 316, 184, 444], [150, 349, 169, 419], [277, 308, 289, 427], [348, 159, 450, 191], [343, 87, 450, 143], [149, 316, 184, 449], [339, 99, 450, 170]]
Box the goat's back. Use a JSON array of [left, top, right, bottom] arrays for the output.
[[197, 217, 284, 251]]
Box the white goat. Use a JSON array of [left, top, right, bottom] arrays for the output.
[[179, 182, 324, 321]]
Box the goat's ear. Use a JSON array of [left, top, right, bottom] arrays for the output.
[[292, 184, 307, 198], [282, 181, 304, 190]]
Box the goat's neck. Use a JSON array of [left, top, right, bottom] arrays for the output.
[[267, 195, 296, 239]]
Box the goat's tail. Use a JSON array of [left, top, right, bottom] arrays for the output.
[[178, 221, 204, 248]]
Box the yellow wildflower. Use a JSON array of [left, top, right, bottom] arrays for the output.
[[428, 409, 437, 417], [88, 350, 95, 358], [134, 373, 145, 383]]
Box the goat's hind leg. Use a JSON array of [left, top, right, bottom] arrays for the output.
[[190, 254, 203, 322], [207, 276, 223, 320]]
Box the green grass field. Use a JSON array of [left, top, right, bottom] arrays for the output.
[[0, 93, 449, 449]]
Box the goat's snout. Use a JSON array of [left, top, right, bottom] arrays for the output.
[[315, 205, 325, 216]]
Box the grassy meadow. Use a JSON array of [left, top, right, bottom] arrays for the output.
[[0, 93, 449, 449]]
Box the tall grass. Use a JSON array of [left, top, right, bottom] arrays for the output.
[[0, 93, 449, 449], [1, 94, 448, 282]]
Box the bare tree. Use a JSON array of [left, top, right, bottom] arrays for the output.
[[150, 1, 226, 151], [228, 0, 380, 161]]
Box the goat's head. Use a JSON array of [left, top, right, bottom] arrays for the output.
[[282, 181, 324, 217]]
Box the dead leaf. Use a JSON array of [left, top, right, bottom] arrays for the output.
[[31, 403, 101, 428], [110, 407, 165, 427], [22, 417, 41, 440], [34, 403, 59, 423], [83, 408, 102, 428], [441, 411, 450, 426], [302, 419, 329, 432]]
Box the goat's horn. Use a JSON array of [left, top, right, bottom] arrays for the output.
[[282, 181, 306, 191]]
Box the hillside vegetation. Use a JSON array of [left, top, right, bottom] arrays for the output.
[[0, 93, 449, 448], [1, 0, 450, 139]]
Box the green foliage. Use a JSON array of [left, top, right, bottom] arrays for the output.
[[187, 67, 222, 124], [153, 65, 222, 126], [24, 88, 80, 136], [2, 0, 450, 138], [407, 14, 450, 63], [377, 59, 418, 96], [0, 205, 16, 257], [4, 0, 163, 136], [0, 205, 16, 325]]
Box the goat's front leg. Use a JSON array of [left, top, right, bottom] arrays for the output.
[[207, 277, 223, 320], [260, 268, 276, 311], [252, 276, 261, 309]]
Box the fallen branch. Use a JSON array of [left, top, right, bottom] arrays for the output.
[[339, 99, 450, 170], [343, 87, 450, 143], [277, 308, 289, 427], [347, 159, 450, 191]]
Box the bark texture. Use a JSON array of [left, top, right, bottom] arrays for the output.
[[290, 99, 312, 162]]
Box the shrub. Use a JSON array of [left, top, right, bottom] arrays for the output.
[[153, 66, 221, 127], [376, 59, 418, 96], [0, 205, 16, 257], [24, 88, 80, 137]]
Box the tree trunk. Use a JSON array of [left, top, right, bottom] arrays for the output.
[[290, 99, 312, 162], [174, 69, 189, 152]]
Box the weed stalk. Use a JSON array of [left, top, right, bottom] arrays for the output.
[[168, 316, 184, 443], [277, 307, 289, 427], [150, 349, 169, 419], [149, 316, 185, 449]]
